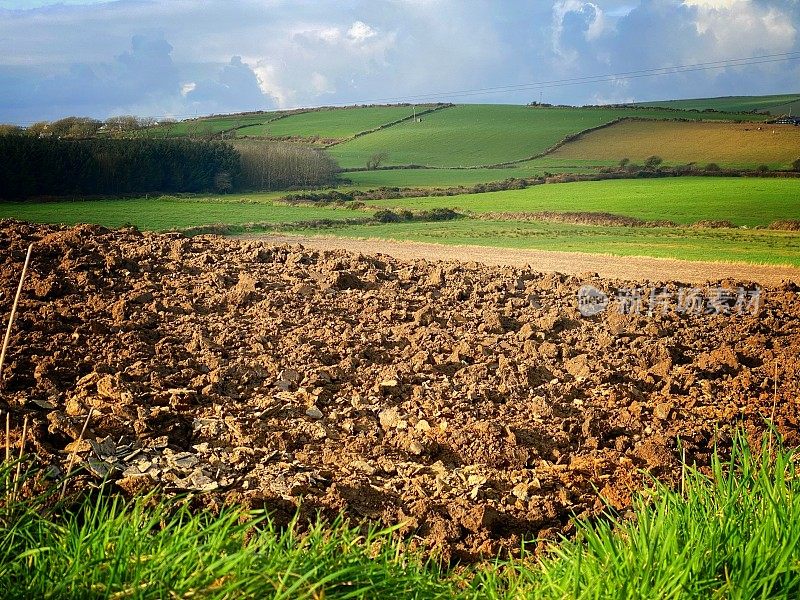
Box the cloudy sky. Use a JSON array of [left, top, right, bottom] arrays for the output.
[[0, 0, 798, 123]]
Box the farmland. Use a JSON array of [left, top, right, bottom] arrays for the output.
[[3, 96, 800, 598], [327, 104, 764, 169], [0, 195, 368, 231], [364, 177, 800, 226], [548, 120, 800, 169], [633, 93, 800, 115], [3, 177, 799, 267], [138, 112, 283, 138], [235, 105, 431, 140], [3, 221, 800, 597]]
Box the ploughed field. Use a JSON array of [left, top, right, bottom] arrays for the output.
[[2, 220, 800, 561]]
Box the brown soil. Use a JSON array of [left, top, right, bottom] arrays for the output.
[[2, 220, 800, 562]]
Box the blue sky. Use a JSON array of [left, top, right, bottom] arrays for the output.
[[0, 0, 798, 123]]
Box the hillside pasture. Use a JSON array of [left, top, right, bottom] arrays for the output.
[[634, 93, 800, 115], [141, 112, 281, 138], [235, 105, 429, 140], [363, 177, 800, 227], [0, 196, 368, 231], [549, 120, 800, 169], [329, 104, 765, 169]]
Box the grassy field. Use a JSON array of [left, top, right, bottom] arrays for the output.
[[549, 121, 800, 169], [3, 178, 798, 265], [140, 112, 282, 138], [4, 434, 799, 598], [236, 106, 427, 139], [327, 105, 764, 169], [0, 195, 369, 231], [343, 166, 541, 187], [299, 219, 800, 266], [634, 93, 800, 115], [365, 177, 800, 227]]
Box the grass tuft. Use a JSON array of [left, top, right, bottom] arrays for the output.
[[0, 431, 798, 598]]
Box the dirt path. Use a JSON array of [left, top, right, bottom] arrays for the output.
[[246, 234, 800, 286]]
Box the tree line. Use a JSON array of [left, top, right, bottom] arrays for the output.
[[0, 135, 339, 199]]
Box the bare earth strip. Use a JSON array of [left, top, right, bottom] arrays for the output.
[[249, 234, 800, 286]]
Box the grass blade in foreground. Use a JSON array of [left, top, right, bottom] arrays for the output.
[[0, 432, 798, 598]]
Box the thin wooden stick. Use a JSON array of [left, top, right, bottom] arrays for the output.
[[0, 243, 34, 381], [60, 410, 93, 500], [11, 415, 27, 502]]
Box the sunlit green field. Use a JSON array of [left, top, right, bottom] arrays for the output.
[[328, 104, 763, 169], [139, 112, 282, 138], [294, 219, 800, 266], [0, 195, 369, 231], [236, 105, 429, 139], [3, 177, 798, 266], [364, 177, 800, 227], [635, 93, 800, 115]]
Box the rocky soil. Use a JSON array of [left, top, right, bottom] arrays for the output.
[[1, 220, 799, 561]]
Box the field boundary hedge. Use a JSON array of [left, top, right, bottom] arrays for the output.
[[324, 103, 455, 148]]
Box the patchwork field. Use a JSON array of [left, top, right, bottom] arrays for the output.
[[328, 105, 764, 169], [549, 120, 800, 169]]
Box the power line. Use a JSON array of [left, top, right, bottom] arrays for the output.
[[363, 51, 800, 103], [7, 51, 800, 124]]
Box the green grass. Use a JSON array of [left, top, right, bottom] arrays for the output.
[[3, 433, 799, 598], [303, 219, 800, 266], [0, 195, 370, 231], [364, 177, 800, 227], [340, 163, 597, 188], [329, 105, 764, 169], [634, 93, 800, 115], [4, 177, 799, 265], [236, 106, 427, 139], [139, 113, 282, 138]]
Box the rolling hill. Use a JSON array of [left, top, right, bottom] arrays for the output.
[[327, 104, 763, 169], [632, 93, 800, 115]]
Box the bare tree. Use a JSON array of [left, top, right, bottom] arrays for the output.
[[366, 150, 389, 170]]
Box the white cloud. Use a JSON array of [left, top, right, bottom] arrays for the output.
[[0, 0, 798, 122], [552, 1, 610, 59], [685, 0, 795, 57], [347, 20, 377, 42]]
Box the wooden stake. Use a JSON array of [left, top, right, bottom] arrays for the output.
[[0, 243, 34, 382]]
